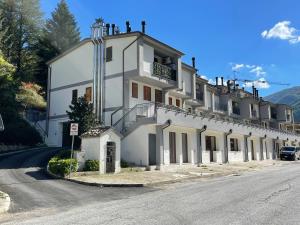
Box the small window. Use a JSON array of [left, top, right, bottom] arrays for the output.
[[230, 138, 239, 151], [85, 87, 92, 102], [143, 86, 151, 101], [155, 89, 162, 103], [132, 82, 138, 98], [106, 46, 112, 62], [176, 99, 180, 107], [72, 89, 78, 103], [168, 97, 173, 105]]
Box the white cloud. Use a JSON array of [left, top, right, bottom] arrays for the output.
[[261, 21, 300, 44], [249, 66, 266, 77], [232, 63, 244, 71], [244, 78, 270, 89]]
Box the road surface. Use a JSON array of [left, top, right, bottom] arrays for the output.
[[0, 148, 300, 225]]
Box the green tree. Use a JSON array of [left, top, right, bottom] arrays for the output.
[[0, 52, 18, 121], [0, 0, 43, 81], [66, 96, 96, 136], [44, 0, 80, 53]]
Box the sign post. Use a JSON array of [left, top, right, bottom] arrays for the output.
[[69, 123, 78, 178]]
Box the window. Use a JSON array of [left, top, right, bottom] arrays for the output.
[[143, 86, 151, 101], [132, 82, 138, 98], [155, 89, 162, 103], [72, 89, 78, 103], [85, 87, 92, 102], [106, 46, 112, 62], [230, 138, 239, 151], [168, 97, 173, 105], [176, 99, 180, 107]]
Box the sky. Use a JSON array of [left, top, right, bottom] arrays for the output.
[[41, 0, 300, 97]]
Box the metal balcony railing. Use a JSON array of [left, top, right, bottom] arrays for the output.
[[232, 107, 240, 115], [153, 62, 177, 81], [251, 110, 258, 118]]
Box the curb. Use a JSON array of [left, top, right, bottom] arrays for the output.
[[0, 191, 10, 214], [46, 165, 144, 188], [0, 146, 51, 157]]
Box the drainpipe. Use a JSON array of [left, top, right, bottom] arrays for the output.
[[244, 132, 252, 162], [263, 134, 268, 159], [159, 119, 172, 167], [224, 129, 233, 163], [197, 125, 207, 166], [122, 34, 143, 110]]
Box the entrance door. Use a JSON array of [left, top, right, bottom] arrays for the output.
[[275, 142, 280, 159], [169, 132, 176, 163], [148, 134, 156, 165], [265, 141, 269, 159], [206, 136, 216, 162], [182, 133, 188, 163], [106, 142, 116, 173], [250, 140, 255, 160]]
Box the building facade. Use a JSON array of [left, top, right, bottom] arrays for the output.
[[44, 20, 299, 168]]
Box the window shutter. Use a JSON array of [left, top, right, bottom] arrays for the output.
[[132, 82, 138, 98]]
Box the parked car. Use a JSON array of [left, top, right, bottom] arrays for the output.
[[280, 146, 300, 161]]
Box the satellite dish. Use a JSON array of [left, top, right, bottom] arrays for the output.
[[0, 114, 4, 131]]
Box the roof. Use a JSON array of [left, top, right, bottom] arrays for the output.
[[182, 62, 197, 72], [47, 31, 184, 65], [81, 126, 122, 138]]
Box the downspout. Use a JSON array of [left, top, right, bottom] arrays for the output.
[[263, 134, 268, 159], [161, 119, 172, 166], [122, 34, 143, 109], [197, 125, 207, 167], [46, 66, 52, 137], [244, 132, 252, 162], [224, 129, 233, 163]]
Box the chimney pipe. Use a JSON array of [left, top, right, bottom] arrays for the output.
[[227, 80, 231, 93], [215, 77, 218, 86], [233, 80, 236, 91], [252, 86, 256, 98], [256, 89, 259, 99], [111, 24, 115, 35], [105, 23, 110, 36], [192, 57, 195, 68], [126, 21, 131, 33], [141, 20, 146, 33], [221, 77, 224, 86]]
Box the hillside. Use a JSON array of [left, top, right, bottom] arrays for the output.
[[265, 86, 300, 122]]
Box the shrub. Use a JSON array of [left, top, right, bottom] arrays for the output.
[[56, 149, 72, 159], [48, 157, 78, 177], [84, 160, 99, 171], [121, 160, 129, 168]]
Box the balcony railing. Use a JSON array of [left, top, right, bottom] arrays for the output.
[[251, 110, 258, 118], [153, 62, 177, 81], [232, 107, 240, 115], [196, 91, 204, 101]]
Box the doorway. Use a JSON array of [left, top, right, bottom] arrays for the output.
[[250, 140, 255, 160], [182, 133, 188, 163], [206, 136, 216, 162], [169, 132, 176, 163], [148, 134, 156, 165], [106, 142, 116, 173]]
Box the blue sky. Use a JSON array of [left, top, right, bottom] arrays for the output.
[[41, 0, 300, 96]]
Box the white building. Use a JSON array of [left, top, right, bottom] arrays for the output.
[[44, 20, 299, 168]]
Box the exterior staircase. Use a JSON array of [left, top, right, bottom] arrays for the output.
[[112, 103, 157, 137]]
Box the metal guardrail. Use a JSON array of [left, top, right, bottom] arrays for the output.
[[153, 62, 177, 81]]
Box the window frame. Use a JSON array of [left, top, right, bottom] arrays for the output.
[[72, 89, 78, 103], [132, 82, 138, 98], [106, 46, 113, 62]]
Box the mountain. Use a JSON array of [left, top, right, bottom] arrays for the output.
[[264, 86, 300, 122]]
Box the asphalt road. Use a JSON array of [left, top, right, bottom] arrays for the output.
[[0, 148, 300, 225]]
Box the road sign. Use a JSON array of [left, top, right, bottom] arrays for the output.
[[0, 114, 4, 132], [70, 123, 78, 136]]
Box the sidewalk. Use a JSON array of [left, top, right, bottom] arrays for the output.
[[70, 160, 290, 187], [0, 191, 10, 214]]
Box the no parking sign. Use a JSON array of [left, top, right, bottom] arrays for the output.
[[70, 123, 78, 136]]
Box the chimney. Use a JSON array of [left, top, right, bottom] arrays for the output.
[[227, 80, 231, 93], [126, 21, 131, 33], [192, 57, 195, 68], [233, 80, 236, 91], [252, 86, 256, 98], [221, 77, 224, 86], [215, 77, 218, 86], [141, 21, 146, 33], [256, 89, 259, 99], [105, 23, 110, 36], [111, 24, 115, 35]]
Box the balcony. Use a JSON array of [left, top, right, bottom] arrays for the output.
[[153, 62, 177, 81], [251, 110, 258, 118], [214, 103, 228, 112], [232, 107, 240, 115], [196, 91, 204, 102]]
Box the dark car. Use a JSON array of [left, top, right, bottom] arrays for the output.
[[280, 146, 300, 161]]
